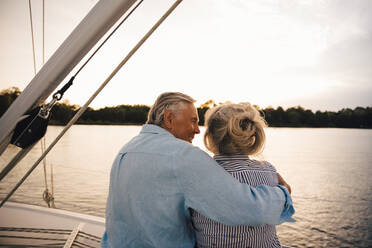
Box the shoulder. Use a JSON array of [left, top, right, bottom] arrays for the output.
[[261, 160, 278, 173], [176, 141, 215, 164], [243, 159, 277, 172], [121, 125, 215, 162], [151, 133, 215, 164]]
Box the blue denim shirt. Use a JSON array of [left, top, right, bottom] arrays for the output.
[[102, 124, 294, 248]]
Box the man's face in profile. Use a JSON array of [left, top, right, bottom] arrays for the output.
[[169, 102, 200, 143]]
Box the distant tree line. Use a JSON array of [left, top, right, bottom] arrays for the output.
[[262, 106, 372, 128], [1, 87, 371, 128], [51, 103, 150, 125]]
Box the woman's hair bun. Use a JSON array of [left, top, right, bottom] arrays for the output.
[[204, 102, 267, 155]]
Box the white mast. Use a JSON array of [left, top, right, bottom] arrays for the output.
[[0, 0, 136, 149]]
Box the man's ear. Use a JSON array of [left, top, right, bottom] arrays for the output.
[[163, 109, 173, 130]]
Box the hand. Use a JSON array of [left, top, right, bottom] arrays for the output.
[[277, 173, 291, 194]]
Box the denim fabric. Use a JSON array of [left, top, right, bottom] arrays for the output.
[[102, 124, 294, 248]]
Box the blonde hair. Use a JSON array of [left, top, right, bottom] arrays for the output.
[[204, 102, 267, 156], [146, 92, 195, 126]]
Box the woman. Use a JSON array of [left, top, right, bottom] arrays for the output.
[[191, 102, 291, 248]]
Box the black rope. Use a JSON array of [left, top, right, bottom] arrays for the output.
[[52, 76, 74, 100]]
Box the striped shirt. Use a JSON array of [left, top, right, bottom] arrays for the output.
[[191, 154, 282, 248]]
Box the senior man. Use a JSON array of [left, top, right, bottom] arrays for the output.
[[102, 92, 294, 248]]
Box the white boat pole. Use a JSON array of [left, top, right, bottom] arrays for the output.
[[0, 0, 137, 149]]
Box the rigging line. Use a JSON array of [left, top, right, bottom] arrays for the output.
[[42, 138, 48, 189], [28, 0, 37, 75], [0, 0, 184, 209], [41, 0, 52, 206], [51, 163, 54, 196], [73, 0, 144, 78], [2, 1, 51, 184]]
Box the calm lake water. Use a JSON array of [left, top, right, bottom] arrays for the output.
[[1, 125, 371, 247]]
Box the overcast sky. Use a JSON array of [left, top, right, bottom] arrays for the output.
[[0, 0, 371, 111]]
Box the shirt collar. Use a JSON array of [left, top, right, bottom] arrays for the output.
[[140, 124, 173, 136], [213, 154, 250, 161]]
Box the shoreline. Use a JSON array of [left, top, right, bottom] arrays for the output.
[[48, 123, 372, 130]]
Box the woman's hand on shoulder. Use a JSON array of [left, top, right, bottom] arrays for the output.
[[277, 173, 292, 194]]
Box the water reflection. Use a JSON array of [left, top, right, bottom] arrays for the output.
[[1, 125, 371, 247]]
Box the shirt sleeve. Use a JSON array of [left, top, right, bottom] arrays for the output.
[[173, 146, 295, 226]]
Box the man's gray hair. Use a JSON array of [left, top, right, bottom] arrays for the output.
[[146, 92, 196, 126]]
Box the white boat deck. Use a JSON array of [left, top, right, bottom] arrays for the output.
[[0, 201, 105, 247]]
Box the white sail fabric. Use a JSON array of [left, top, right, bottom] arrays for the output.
[[0, 0, 136, 149]]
